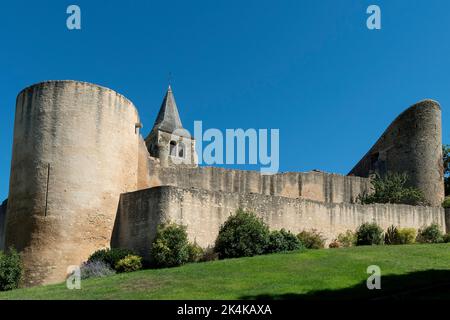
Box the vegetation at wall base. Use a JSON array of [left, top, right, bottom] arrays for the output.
[[87, 248, 136, 272], [80, 260, 116, 280], [1, 244, 450, 299], [0, 248, 22, 292], [355, 222, 384, 246], [115, 255, 143, 273], [384, 225, 399, 245], [416, 224, 444, 244], [296, 229, 326, 249], [266, 229, 304, 253], [335, 230, 356, 247], [396, 228, 416, 245], [150, 222, 192, 268], [214, 209, 270, 259], [443, 233, 450, 243]]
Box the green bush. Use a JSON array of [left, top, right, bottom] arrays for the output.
[[115, 255, 143, 273], [442, 197, 450, 208], [266, 229, 303, 253], [443, 233, 450, 243], [0, 248, 22, 291], [358, 172, 428, 206], [397, 228, 416, 244], [384, 225, 400, 245], [297, 229, 326, 249], [88, 248, 136, 271], [355, 222, 384, 246], [416, 223, 444, 244], [336, 230, 356, 247], [151, 222, 191, 268], [187, 242, 204, 263], [214, 209, 270, 259]]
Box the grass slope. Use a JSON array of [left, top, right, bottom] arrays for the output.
[[1, 244, 450, 300]]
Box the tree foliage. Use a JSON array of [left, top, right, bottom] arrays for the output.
[[443, 144, 450, 196], [358, 172, 428, 206]]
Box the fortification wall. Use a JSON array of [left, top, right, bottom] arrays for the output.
[[349, 100, 444, 206], [5, 81, 141, 286], [0, 200, 6, 251], [143, 158, 372, 204], [113, 186, 445, 259]]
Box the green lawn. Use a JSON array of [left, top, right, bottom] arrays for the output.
[[1, 244, 450, 300]]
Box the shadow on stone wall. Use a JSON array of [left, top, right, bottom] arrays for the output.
[[240, 269, 450, 300]]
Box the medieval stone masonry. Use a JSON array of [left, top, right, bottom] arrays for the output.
[[0, 80, 447, 286]]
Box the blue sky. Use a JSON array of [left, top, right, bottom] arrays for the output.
[[0, 0, 449, 200]]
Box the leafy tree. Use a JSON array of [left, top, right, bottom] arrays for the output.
[[358, 172, 428, 206], [443, 144, 450, 196]]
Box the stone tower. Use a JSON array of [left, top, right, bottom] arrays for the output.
[[5, 81, 141, 286], [145, 86, 197, 167], [349, 99, 444, 207]]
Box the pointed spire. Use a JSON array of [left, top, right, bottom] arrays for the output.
[[152, 85, 184, 133]]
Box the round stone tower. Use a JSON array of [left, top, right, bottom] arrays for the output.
[[349, 99, 444, 207], [5, 81, 141, 286]]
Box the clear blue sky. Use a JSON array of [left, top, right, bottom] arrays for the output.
[[0, 0, 449, 200]]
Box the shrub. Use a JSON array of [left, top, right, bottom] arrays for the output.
[[416, 223, 444, 244], [200, 247, 219, 262], [397, 228, 416, 244], [355, 222, 384, 246], [329, 240, 340, 248], [358, 172, 428, 206], [266, 229, 303, 253], [0, 248, 22, 291], [88, 248, 136, 271], [443, 233, 450, 243], [214, 209, 270, 259], [151, 222, 191, 268], [80, 260, 116, 279], [187, 242, 204, 263], [297, 229, 326, 249], [443, 197, 450, 208], [384, 225, 400, 245], [115, 255, 143, 273], [336, 230, 356, 247]]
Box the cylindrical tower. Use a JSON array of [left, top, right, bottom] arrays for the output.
[[5, 81, 141, 286], [349, 99, 444, 206]]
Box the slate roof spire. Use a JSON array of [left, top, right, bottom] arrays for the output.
[[152, 85, 184, 133]]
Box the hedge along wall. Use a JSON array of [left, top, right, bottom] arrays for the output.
[[112, 186, 446, 259]]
